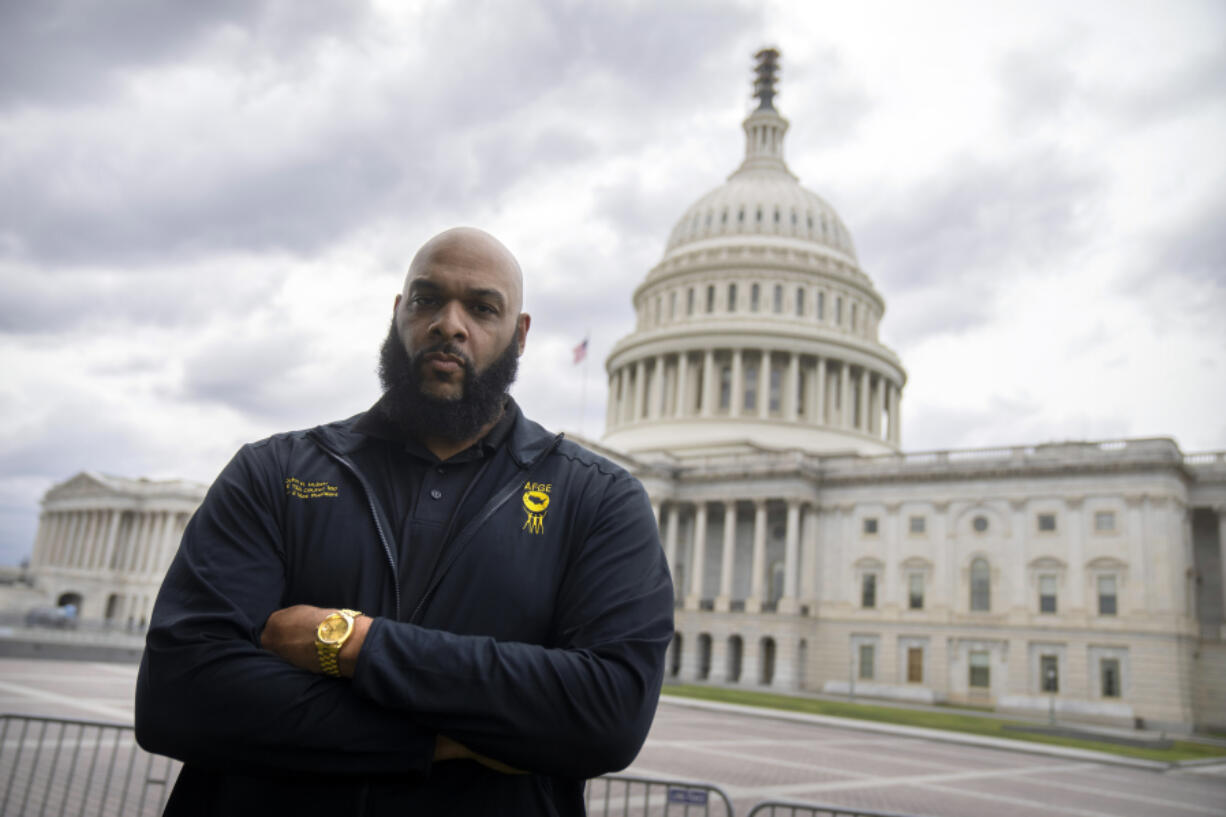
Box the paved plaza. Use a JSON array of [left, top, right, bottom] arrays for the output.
[[1, 656, 1223, 816]]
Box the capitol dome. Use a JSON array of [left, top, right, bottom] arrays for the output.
[[603, 49, 906, 457]]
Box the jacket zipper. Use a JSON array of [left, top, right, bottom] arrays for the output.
[[308, 434, 402, 620], [409, 434, 564, 623]]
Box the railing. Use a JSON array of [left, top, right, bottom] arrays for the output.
[[1, 715, 926, 817], [586, 774, 735, 816], [746, 801, 921, 817], [0, 714, 179, 817]]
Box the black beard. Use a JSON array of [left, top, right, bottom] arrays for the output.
[[377, 319, 520, 443]]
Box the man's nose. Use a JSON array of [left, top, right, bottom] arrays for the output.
[[429, 301, 468, 340]]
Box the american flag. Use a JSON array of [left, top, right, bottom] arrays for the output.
[[572, 338, 589, 365]]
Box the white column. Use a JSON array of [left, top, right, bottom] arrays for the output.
[[758, 350, 771, 419], [869, 374, 881, 435], [47, 512, 63, 565], [816, 356, 827, 425], [890, 383, 902, 444], [839, 363, 850, 428], [730, 349, 743, 417], [859, 367, 870, 432], [701, 350, 716, 417], [100, 510, 122, 572], [145, 512, 169, 574], [66, 512, 84, 568], [1067, 498, 1085, 612], [664, 505, 680, 596], [747, 500, 768, 612], [633, 359, 646, 423], [686, 503, 709, 609], [606, 372, 618, 429], [716, 501, 737, 611], [651, 356, 666, 419], [674, 352, 689, 418], [800, 504, 819, 606], [779, 500, 801, 613], [1218, 506, 1226, 639], [786, 352, 800, 421]]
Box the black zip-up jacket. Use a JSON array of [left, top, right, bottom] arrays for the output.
[[135, 404, 674, 815]]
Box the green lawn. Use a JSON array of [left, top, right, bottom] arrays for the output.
[[662, 684, 1226, 764]]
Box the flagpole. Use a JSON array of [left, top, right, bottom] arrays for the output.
[[579, 330, 590, 438]]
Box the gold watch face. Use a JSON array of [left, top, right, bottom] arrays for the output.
[[316, 613, 351, 644]]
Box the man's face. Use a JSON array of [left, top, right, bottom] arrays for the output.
[[393, 236, 527, 402], [378, 229, 530, 441]]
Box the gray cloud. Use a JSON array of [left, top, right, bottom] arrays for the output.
[[0, 264, 284, 335], [0, 0, 370, 110], [858, 149, 1100, 344]]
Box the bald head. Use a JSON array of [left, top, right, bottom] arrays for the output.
[[403, 227, 524, 315]]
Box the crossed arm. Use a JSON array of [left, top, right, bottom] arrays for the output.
[[136, 444, 674, 780]]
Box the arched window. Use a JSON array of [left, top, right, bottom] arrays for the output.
[[970, 558, 991, 611], [760, 637, 776, 685], [697, 634, 712, 680], [669, 633, 683, 677], [727, 635, 743, 682]]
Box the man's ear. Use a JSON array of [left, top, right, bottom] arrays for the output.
[[515, 313, 531, 355], [393, 293, 402, 312]]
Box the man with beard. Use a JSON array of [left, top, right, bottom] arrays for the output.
[[136, 227, 674, 816]]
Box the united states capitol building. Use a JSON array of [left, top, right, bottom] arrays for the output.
[[21, 52, 1226, 732]]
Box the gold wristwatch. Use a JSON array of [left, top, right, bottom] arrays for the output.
[[315, 608, 362, 677]]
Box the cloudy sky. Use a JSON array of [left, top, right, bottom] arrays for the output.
[[1, 0, 1223, 566]]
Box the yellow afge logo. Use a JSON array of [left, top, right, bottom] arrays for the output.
[[522, 481, 552, 534]]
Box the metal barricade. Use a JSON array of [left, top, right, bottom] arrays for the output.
[[586, 773, 736, 816], [746, 800, 921, 817], [0, 714, 179, 817]]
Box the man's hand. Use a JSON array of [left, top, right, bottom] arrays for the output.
[[261, 605, 371, 677], [434, 735, 525, 775]]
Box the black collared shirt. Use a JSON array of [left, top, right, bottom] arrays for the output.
[[351, 397, 519, 616]]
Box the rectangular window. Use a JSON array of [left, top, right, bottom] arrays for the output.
[[669, 291, 677, 319], [687, 288, 695, 315], [862, 517, 878, 535], [909, 515, 926, 534], [1101, 658, 1120, 698], [836, 297, 843, 325], [796, 369, 805, 415], [719, 366, 731, 410], [1037, 513, 1057, 532], [858, 644, 875, 680], [796, 287, 805, 316], [769, 366, 781, 412], [861, 574, 877, 609], [750, 283, 760, 311], [706, 285, 715, 313], [744, 365, 757, 411], [817, 291, 825, 320], [851, 302, 857, 330], [1039, 575, 1057, 613], [728, 283, 737, 312], [969, 651, 990, 688], [1094, 511, 1116, 532], [773, 285, 783, 313], [907, 647, 923, 683], [1040, 655, 1059, 693], [908, 573, 924, 610], [1098, 575, 1117, 615]]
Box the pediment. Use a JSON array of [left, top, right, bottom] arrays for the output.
[[46, 472, 118, 500], [1028, 556, 1067, 571]]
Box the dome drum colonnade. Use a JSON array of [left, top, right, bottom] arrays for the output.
[[603, 49, 905, 459]]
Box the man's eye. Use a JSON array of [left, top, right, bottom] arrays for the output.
[[411, 296, 438, 307], [472, 303, 497, 315]]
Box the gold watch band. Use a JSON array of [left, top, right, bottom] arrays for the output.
[[315, 608, 362, 678]]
